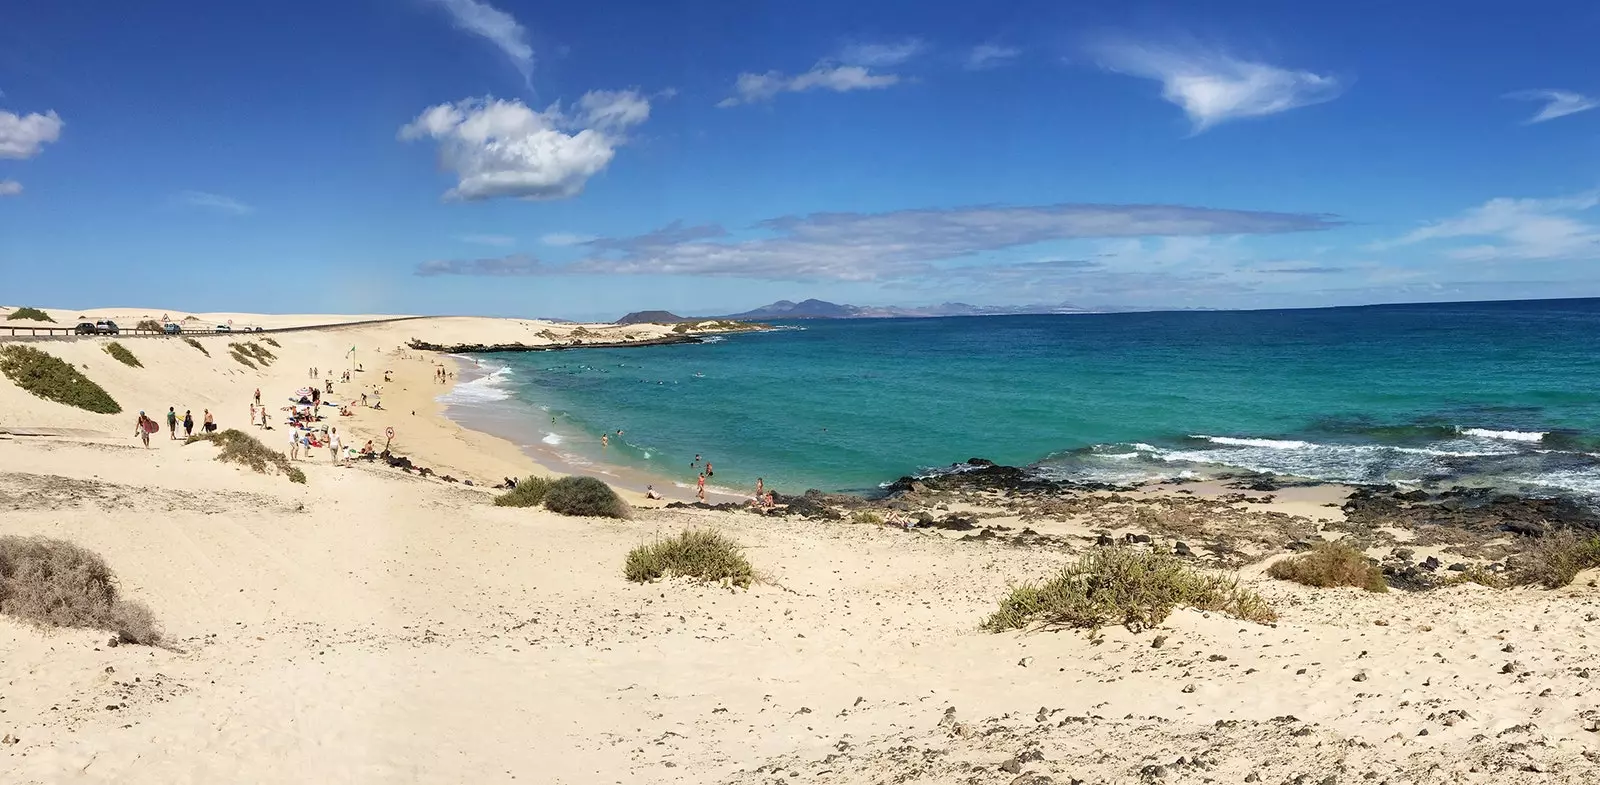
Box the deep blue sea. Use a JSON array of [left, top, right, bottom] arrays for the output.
[[444, 299, 1600, 500]]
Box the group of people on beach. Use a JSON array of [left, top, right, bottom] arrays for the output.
[[133, 406, 215, 447], [433, 366, 453, 384]]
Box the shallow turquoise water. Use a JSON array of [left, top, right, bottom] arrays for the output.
[[448, 299, 1600, 499]]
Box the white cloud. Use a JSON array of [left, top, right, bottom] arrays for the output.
[[1374, 191, 1600, 261], [417, 203, 1342, 281], [417, 254, 545, 277], [399, 90, 650, 201], [1090, 40, 1342, 132], [178, 190, 253, 215], [0, 109, 63, 159], [1503, 89, 1598, 124], [717, 64, 900, 107], [457, 233, 515, 246], [838, 39, 926, 67], [425, 0, 534, 84], [540, 232, 597, 246], [966, 44, 1020, 70], [0, 179, 21, 196]]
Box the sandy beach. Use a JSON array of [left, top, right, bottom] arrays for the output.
[[4, 308, 1600, 784]]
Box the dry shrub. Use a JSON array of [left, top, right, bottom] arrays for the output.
[[0, 345, 122, 414], [1509, 530, 1600, 589], [188, 429, 306, 483], [104, 341, 142, 368], [851, 509, 884, 525], [136, 319, 162, 332], [1267, 542, 1388, 592], [0, 535, 162, 645], [493, 476, 553, 507], [229, 348, 256, 368], [543, 476, 630, 519], [983, 548, 1276, 632], [625, 529, 754, 587], [260, 337, 280, 347], [183, 336, 209, 356], [1441, 565, 1508, 589], [5, 306, 54, 322]]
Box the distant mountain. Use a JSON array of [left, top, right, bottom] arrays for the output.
[[617, 310, 686, 324], [717, 299, 1091, 320]]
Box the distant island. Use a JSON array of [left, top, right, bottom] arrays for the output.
[[617, 298, 1095, 323]]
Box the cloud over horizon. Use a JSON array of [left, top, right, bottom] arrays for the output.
[[1089, 39, 1342, 132], [399, 91, 650, 201], [414, 202, 1344, 282], [1503, 89, 1599, 124], [1374, 191, 1600, 262], [425, 0, 535, 85]]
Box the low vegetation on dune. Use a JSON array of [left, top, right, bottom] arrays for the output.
[[983, 548, 1277, 632], [136, 319, 162, 332], [1509, 530, 1600, 589], [260, 336, 279, 347], [493, 476, 553, 507], [542, 476, 631, 519], [0, 345, 122, 414], [5, 306, 54, 322], [0, 535, 162, 645], [625, 529, 754, 587], [228, 341, 275, 369], [188, 429, 306, 483], [183, 336, 209, 356], [104, 341, 142, 368], [1267, 542, 1389, 592]]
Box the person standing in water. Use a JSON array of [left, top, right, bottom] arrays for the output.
[[601, 434, 609, 449], [705, 462, 713, 478], [755, 477, 764, 499]]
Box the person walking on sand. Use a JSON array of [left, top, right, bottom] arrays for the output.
[[254, 388, 261, 405], [289, 428, 300, 461], [134, 411, 155, 448], [696, 472, 706, 502], [203, 408, 215, 433], [166, 407, 178, 440], [329, 427, 342, 465], [183, 409, 194, 437]]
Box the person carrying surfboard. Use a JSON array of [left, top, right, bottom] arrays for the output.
[[133, 411, 156, 448]]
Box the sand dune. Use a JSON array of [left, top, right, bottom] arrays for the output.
[[3, 310, 1598, 783]]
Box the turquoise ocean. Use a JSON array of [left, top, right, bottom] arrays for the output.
[[441, 298, 1600, 500]]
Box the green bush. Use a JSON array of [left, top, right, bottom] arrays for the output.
[[261, 337, 280, 347], [228, 341, 274, 368], [229, 348, 256, 368], [1509, 530, 1600, 589], [851, 509, 884, 525], [5, 307, 54, 322], [543, 475, 630, 519], [104, 341, 142, 368], [0, 345, 122, 414], [188, 429, 304, 483], [983, 548, 1277, 632], [1267, 542, 1388, 592], [494, 476, 553, 507], [626, 529, 754, 587], [0, 535, 161, 645], [183, 337, 209, 356]]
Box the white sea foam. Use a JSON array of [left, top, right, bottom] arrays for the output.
[[541, 432, 562, 445], [1460, 428, 1547, 443], [436, 365, 513, 404], [1193, 435, 1312, 449]]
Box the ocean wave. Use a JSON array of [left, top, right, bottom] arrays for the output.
[[1460, 428, 1547, 443], [541, 432, 562, 445], [1192, 435, 1312, 450], [437, 365, 513, 404], [700, 335, 727, 344]]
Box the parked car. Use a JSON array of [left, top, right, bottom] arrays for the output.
[[95, 320, 120, 335], [215, 325, 231, 333], [252, 326, 265, 332], [163, 323, 181, 334], [75, 321, 97, 335]]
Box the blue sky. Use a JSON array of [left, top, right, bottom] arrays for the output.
[[2, 0, 1598, 321]]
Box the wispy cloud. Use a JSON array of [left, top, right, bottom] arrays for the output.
[[417, 254, 545, 277], [540, 232, 597, 246], [1089, 38, 1342, 132], [0, 109, 63, 159], [0, 179, 21, 197], [965, 44, 1020, 70], [178, 190, 253, 215], [425, 0, 534, 85], [838, 39, 926, 67], [415, 202, 1342, 281], [1503, 89, 1598, 124], [399, 90, 651, 201], [1372, 191, 1600, 261], [717, 39, 921, 107], [457, 233, 515, 247]]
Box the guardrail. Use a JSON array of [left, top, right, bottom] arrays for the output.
[[0, 316, 432, 340]]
